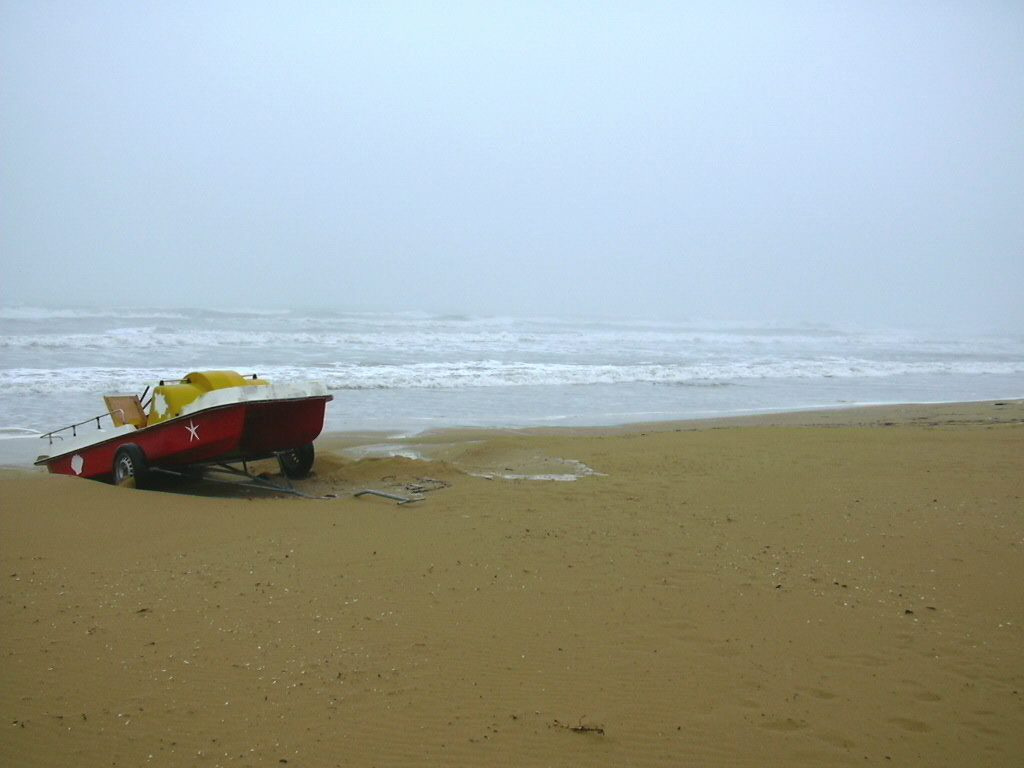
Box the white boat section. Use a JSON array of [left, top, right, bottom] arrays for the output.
[[37, 423, 138, 461], [173, 380, 330, 419]]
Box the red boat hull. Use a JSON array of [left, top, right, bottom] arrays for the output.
[[240, 398, 331, 456], [39, 396, 331, 480]]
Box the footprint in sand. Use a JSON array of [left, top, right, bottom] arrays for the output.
[[889, 717, 932, 733], [798, 686, 838, 700], [761, 717, 809, 732], [816, 731, 857, 750], [965, 720, 1003, 737]]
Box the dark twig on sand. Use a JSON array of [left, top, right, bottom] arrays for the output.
[[553, 717, 605, 735], [405, 477, 450, 494]]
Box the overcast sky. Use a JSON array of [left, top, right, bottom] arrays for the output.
[[1, 1, 1021, 329]]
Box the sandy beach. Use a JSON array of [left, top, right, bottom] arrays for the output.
[[2, 401, 1023, 767]]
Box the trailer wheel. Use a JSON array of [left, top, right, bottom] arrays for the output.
[[278, 443, 315, 479], [113, 444, 149, 488]]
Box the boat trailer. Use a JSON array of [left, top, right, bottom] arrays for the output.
[[147, 461, 321, 498], [148, 462, 423, 504]]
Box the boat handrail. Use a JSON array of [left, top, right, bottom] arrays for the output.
[[158, 373, 260, 385], [39, 409, 129, 445]]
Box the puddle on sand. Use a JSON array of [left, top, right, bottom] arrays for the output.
[[337, 442, 604, 483], [340, 444, 429, 461], [472, 458, 605, 482]]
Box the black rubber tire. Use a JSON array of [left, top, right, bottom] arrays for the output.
[[113, 444, 149, 488], [278, 443, 315, 480]]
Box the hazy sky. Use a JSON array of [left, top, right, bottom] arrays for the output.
[[2, 1, 1022, 329]]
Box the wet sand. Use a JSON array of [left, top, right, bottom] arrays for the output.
[[2, 401, 1023, 766]]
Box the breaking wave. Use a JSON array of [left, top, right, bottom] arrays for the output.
[[2, 357, 1023, 397]]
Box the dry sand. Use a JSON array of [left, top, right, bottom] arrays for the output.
[[2, 401, 1023, 766]]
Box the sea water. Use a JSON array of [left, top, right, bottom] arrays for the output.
[[1, 306, 1022, 465]]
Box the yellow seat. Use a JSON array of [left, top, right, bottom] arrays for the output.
[[104, 395, 148, 428], [146, 372, 268, 424]]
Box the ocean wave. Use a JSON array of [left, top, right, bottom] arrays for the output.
[[190, 307, 295, 319], [316, 359, 1024, 388], [0, 306, 191, 321], [2, 358, 1023, 396], [3, 326, 1021, 365]]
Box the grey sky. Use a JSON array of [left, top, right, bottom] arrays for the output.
[[2, 1, 1022, 330]]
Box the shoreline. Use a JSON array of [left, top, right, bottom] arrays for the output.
[[2, 398, 1021, 476], [314, 398, 1024, 456], [315, 395, 1024, 442], [3, 399, 1023, 766]]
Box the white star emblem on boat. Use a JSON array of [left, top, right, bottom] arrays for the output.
[[186, 421, 200, 442]]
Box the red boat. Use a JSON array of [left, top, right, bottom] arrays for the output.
[[35, 371, 333, 488]]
